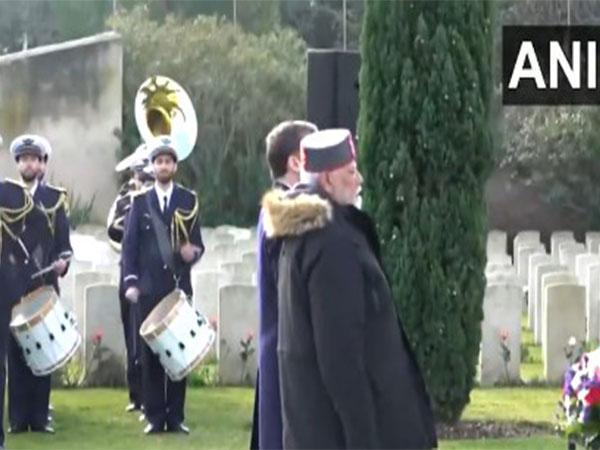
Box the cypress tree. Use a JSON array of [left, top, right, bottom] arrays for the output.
[[358, 0, 494, 423]]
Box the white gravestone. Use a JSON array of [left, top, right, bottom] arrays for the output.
[[218, 285, 258, 385], [586, 232, 600, 254], [83, 283, 126, 369], [543, 283, 585, 384], [73, 271, 113, 325], [527, 254, 552, 327], [533, 264, 568, 343], [486, 230, 507, 262], [541, 272, 578, 351], [551, 231, 575, 263], [480, 282, 522, 386]]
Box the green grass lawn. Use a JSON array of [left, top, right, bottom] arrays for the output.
[[441, 387, 565, 449], [2, 385, 569, 450], [6, 387, 254, 449], [4, 317, 568, 450]]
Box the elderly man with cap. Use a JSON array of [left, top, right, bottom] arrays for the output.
[[122, 135, 204, 435], [262, 129, 437, 449], [107, 143, 155, 416], [6, 134, 72, 435]]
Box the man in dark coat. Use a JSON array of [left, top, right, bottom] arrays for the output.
[[0, 177, 44, 450], [250, 120, 317, 450], [262, 128, 437, 449], [122, 135, 204, 435], [6, 135, 71, 435]]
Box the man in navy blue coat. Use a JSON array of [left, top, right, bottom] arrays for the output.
[[0, 176, 45, 450], [250, 120, 317, 450], [6, 135, 72, 435], [122, 135, 204, 435]]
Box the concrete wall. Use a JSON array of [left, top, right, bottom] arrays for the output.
[[0, 32, 122, 223]]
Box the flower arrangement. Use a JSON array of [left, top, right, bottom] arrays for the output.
[[558, 338, 600, 449]]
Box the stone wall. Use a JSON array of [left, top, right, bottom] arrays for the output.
[[0, 32, 122, 223]]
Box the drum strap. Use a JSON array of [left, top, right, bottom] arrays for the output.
[[145, 195, 176, 275]]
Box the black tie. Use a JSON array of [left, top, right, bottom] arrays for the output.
[[163, 195, 168, 214]]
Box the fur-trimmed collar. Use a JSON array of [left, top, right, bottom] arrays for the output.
[[262, 188, 333, 238]]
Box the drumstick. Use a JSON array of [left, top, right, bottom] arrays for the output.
[[30, 257, 72, 279], [30, 264, 55, 279]]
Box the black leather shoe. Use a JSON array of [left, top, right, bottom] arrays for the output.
[[166, 423, 190, 434], [125, 403, 141, 413], [31, 425, 54, 434], [143, 423, 163, 434], [8, 424, 27, 433]]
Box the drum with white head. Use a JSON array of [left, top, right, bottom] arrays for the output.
[[10, 285, 81, 376], [140, 289, 215, 381]]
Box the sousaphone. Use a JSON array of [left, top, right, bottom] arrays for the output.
[[108, 76, 197, 252], [134, 75, 197, 162]]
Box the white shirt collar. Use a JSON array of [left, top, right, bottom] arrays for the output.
[[154, 182, 174, 208], [27, 179, 39, 197]]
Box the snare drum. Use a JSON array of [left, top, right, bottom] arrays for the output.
[[140, 289, 215, 381], [10, 285, 81, 376]]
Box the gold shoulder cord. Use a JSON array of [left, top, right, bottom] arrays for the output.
[[0, 191, 34, 260], [38, 191, 68, 237], [171, 194, 199, 249]]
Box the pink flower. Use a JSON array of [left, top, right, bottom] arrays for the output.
[[499, 329, 509, 342], [209, 316, 218, 331], [245, 330, 254, 343], [92, 329, 103, 345]]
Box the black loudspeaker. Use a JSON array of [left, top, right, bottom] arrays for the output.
[[307, 49, 361, 136]]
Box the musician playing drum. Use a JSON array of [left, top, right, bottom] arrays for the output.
[[0, 175, 44, 449], [6, 135, 72, 435], [122, 135, 204, 435]]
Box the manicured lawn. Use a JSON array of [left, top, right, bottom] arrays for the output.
[[5, 385, 567, 449], [4, 331, 569, 450], [6, 387, 254, 449]]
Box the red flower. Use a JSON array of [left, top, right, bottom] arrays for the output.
[[584, 386, 600, 406], [92, 329, 103, 346], [245, 330, 255, 343], [499, 329, 509, 342]]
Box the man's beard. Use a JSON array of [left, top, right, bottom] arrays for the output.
[[21, 172, 37, 183], [156, 172, 173, 184]]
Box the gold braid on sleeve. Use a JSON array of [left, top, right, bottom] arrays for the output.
[[171, 194, 199, 249], [0, 192, 34, 260]]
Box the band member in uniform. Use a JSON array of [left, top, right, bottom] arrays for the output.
[[7, 135, 72, 434], [250, 120, 317, 450], [0, 176, 42, 449], [122, 135, 204, 435], [107, 144, 154, 413]]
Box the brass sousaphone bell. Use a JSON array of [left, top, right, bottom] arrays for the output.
[[134, 75, 198, 162]]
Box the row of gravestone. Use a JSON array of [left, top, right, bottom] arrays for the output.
[[48, 225, 259, 386], [481, 230, 597, 386]]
